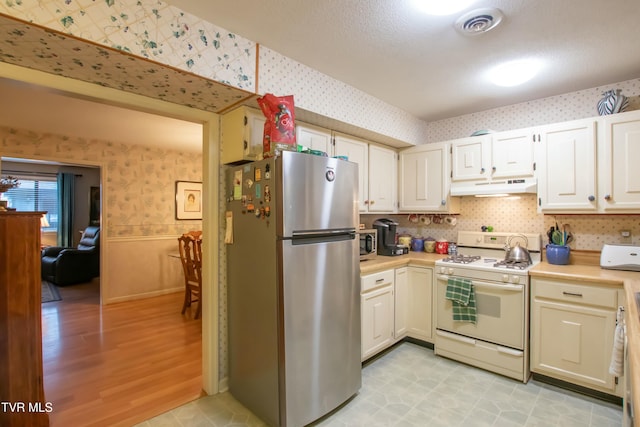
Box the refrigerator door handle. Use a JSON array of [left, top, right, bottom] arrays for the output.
[[290, 229, 357, 245]]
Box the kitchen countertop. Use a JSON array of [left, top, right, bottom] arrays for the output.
[[362, 255, 640, 415], [359, 252, 447, 275], [530, 262, 640, 419]]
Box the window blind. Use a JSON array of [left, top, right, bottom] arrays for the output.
[[2, 177, 58, 231]]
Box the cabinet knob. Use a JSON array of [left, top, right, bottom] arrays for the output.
[[441, 200, 446, 206], [480, 168, 485, 174], [364, 200, 369, 205], [492, 166, 496, 172], [588, 195, 595, 202], [604, 194, 611, 201], [370, 200, 375, 205]]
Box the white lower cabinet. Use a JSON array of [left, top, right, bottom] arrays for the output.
[[531, 277, 624, 396], [361, 270, 395, 360], [394, 268, 409, 339], [399, 266, 433, 342], [362, 266, 433, 361]]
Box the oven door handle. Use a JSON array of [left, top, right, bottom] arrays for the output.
[[437, 275, 523, 292]]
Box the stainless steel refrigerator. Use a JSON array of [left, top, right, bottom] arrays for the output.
[[225, 151, 361, 427]]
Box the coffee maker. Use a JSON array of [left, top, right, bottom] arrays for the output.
[[373, 218, 408, 256]]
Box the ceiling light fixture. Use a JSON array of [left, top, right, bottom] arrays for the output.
[[487, 59, 542, 87], [455, 8, 504, 35], [412, 0, 476, 16]]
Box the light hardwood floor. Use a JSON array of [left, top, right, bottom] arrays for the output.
[[41, 280, 203, 426]]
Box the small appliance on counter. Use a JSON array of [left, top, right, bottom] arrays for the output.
[[358, 229, 377, 261], [600, 244, 640, 271], [373, 218, 408, 256]]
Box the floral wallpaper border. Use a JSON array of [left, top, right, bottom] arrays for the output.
[[0, 13, 255, 113]]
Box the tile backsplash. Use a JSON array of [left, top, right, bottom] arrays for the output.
[[361, 195, 640, 251]]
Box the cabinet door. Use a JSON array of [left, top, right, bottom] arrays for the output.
[[394, 268, 408, 339], [245, 108, 266, 161], [335, 135, 368, 213], [222, 107, 265, 164], [296, 123, 332, 155], [601, 110, 640, 211], [361, 285, 394, 360], [368, 145, 397, 212], [491, 129, 535, 179], [399, 142, 450, 212], [451, 135, 490, 182], [406, 266, 433, 342], [536, 119, 597, 212], [531, 298, 616, 392]]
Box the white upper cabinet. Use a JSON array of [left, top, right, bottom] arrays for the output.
[[335, 134, 396, 213], [535, 110, 640, 213], [599, 110, 640, 211], [451, 135, 490, 182], [220, 106, 266, 164], [334, 134, 369, 212], [399, 142, 459, 213], [535, 118, 598, 212], [451, 131, 534, 182], [368, 144, 397, 212], [295, 122, 333, 155], [491, 129, 536, 178]]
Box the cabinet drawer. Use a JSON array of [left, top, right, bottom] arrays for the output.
[[361, 269, 395, 293], [532, 278, 618, 309]]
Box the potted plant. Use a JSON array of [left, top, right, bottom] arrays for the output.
[[546, 226, 573, 265]]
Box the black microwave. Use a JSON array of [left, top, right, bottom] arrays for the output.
[[359, 229, 377, 261]]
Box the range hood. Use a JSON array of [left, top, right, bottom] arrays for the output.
[[450, 178, 537, 197]]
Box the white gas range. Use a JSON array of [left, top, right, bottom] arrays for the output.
[[434, 231, 542, 383]]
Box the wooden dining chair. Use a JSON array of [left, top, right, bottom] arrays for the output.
[[177, 231, 202, 319]]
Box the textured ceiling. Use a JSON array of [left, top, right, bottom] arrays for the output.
[[167, 0, 640, 121]]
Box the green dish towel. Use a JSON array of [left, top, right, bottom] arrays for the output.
[[445, 277, 477, 324]]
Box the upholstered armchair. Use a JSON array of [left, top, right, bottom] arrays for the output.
[[41, 226, 100, 286]]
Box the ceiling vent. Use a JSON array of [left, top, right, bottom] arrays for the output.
[[455, 8, 504, 36]]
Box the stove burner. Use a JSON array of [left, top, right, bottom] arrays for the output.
[[441, 255, 481, 264], [493, 259, 531, 270]]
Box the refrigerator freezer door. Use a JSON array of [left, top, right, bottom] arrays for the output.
[[278, 151, 358, 237], [280, 237, 361, 426]]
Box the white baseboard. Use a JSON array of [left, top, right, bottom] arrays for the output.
[[103, 287, 182, 304], [218, 376, 229, 393]]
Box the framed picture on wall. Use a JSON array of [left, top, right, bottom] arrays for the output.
[[175, 181, 203, 220], [89, 186, 101, 225]]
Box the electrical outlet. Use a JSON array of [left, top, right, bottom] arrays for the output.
[[621, 230, 632, 243]]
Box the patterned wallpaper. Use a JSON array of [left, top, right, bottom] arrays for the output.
[[258, 47, 428, 146], [0, 2, 428, 147], [0, 126, 202, 237], [362, 195, 640, 252], [427, 78, 640, 142], [0, 0, 256, 92]]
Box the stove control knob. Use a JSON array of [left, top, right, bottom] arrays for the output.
[[439, 266, 446, 275], [448, 268, 454, 275], [502, 274, 509, 282], [511, 275, 520, 284]]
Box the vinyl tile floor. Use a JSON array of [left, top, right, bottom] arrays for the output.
[[136, 342, 623, 427]]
